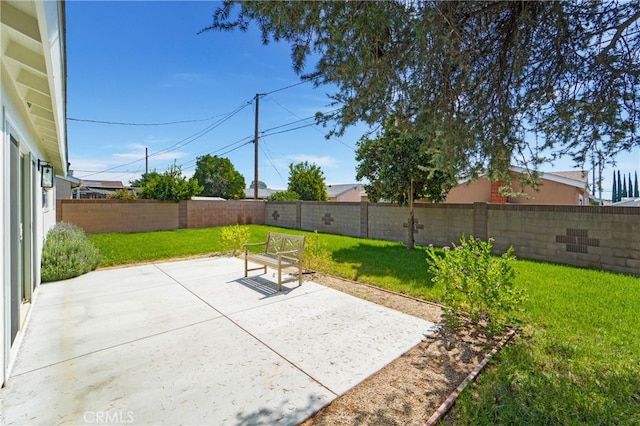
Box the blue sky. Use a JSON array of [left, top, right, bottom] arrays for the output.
[[66, 1, 639, 199]]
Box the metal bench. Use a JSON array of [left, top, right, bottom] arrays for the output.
[[243, 232, 305, 291]]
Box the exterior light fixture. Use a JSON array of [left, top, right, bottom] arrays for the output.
[[38, 159, 54, 188]]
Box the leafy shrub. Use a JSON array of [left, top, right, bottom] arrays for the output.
[[41, 222, 102, 282], [426, 236, 526, 332], [139, 162, 203, 202], [220, 224, 250, 256], [107, 189, 137, 200], [303, 230, 332, 272], [267, 190, 300, 201]]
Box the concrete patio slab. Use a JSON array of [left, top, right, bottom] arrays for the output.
[[0, 257, 437, 425]]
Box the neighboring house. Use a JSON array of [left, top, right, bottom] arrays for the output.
[[76, 179, 125, 198], [1, 0, 67, 385], [243, 188, 281, 200], [55, 173, 81, 199], [445, 167, 590, 205], [327, 184, 364, 202]]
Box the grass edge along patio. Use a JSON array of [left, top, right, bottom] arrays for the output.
[[88, 224, 640, 425]]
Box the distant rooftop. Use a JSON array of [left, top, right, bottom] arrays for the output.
[[81, 180, 125, 189], [243, 188, 281, 199], [326, 184, 363, 198]]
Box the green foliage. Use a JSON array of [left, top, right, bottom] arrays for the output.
[[220, 225, 251, 256], [303, 230, 332, 272], [130, 171, 160, 188], [107, 189, 137, 200], [193, 154, 246, 199], [356, 118, 457, 204], [287, 161, 328, 201], [426, 236, 526, 332], [453, 260, 640, 425], [139, 162, 202, 202], [41, 222, 102, 282], [206, 2, 640, 182], [267, 190, 300, 201]]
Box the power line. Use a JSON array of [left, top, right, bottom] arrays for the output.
[[263, 79, 311, 96], [260, 122, 321, 138], [67, 114, 231, 126], [76, 100, 252, 178], [268, 97, 355, 151], [67, 80, 310, 127], [259, 143, 286, 186]]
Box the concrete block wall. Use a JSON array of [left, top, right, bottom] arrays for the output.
[[57, 199, 179, 234], [300, 202, 362, 237], [488, 204, 640, 275], [180, 200, 264, 229], [367, 203, 474, 246], [413, 203, 474, 246], [56, 199, 639, 275], [264, 202, 300, 229]]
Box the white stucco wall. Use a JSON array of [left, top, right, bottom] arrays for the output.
[[1, 0, 64, 386]]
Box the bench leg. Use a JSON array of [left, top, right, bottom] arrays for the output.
[[298, 263, 302, 287], [277, 267, 282, 291]]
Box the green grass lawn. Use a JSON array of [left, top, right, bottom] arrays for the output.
[[89, 225, 640, 425]]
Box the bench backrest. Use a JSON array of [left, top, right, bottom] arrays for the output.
[[264, 232, 305, 260]]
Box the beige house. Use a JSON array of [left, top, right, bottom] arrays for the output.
[[446, 167, 590, 205], [1, 0, 67, 385], [327, 184, 364, 202]]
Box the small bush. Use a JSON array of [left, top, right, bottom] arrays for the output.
[[107, 189, 137, 200], [41, 222, 102, 282], [426, 235, 526, 332], [220, 224, 250, 256], [303, 230, 332, 272], [267, 190, 300, 201]]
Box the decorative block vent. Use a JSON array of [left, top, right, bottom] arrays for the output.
[[556, 228, 600, 253]]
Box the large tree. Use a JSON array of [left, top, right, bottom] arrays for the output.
[[356, 118, 456, 205], [288, 161, 328, 201], [193, 154, 246, 199], [357, 118, 457, 248], [139, 163, 202, 202], [204, 1, 640, 184]]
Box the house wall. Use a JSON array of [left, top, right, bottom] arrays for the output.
[[1, 23, 60, 387], [332, 187, 363, 202], [446, 178, 492, 203], [445, 176, 588, 205], [55, 176, 73, 199], [511, 179, 588, 205]]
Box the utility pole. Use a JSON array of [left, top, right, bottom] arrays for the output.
[[254, 93, 260, 200], [145, 147, 148, 174]]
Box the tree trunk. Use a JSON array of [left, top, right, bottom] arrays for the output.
[[407, 179, 415, 250]]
